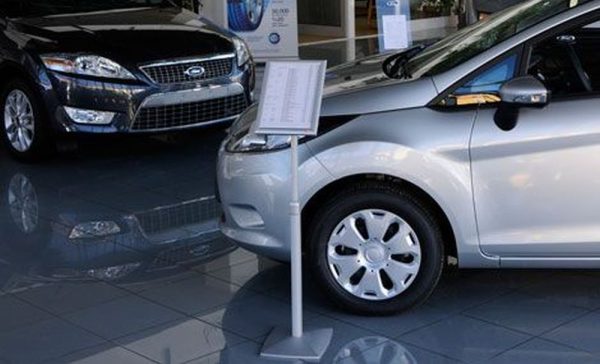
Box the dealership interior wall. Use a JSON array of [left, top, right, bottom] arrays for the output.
[[198, 0, 459, 67]]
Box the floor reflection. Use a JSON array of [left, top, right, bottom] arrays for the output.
[[334, 337, 417, 364], [0, 140, 235, 294]]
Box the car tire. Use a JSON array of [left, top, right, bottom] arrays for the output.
[[308, 182, 445, 315], [228, 0, 266, 32], [0, 78, 53, 162]]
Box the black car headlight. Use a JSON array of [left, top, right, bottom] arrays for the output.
[[226, 104, 293, 153], [233, 38, 251, 67], [41, 54, 136, 80]]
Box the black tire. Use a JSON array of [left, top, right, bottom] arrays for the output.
[[308, 182, 445, 316], [228, 0, 266, 32], [0, 78, 53, 162]]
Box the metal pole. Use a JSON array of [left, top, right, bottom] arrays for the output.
[[290, 135, 303, 338]]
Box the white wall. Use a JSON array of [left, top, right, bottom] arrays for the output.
[[198, 0, 227, 27]]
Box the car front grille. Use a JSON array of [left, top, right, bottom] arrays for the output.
[[132, 94, 248, 131], [141, 57, 234, 84]]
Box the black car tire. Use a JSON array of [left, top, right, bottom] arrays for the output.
[[0, 78, 53, 162], [308, 182, 445, 315], [228, 0, 266, 32]]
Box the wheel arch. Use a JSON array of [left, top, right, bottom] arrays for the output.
[[302, 173, 458, 262]]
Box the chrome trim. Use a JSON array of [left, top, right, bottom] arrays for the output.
[[129, 114, 239, 133], [139, 54, 236, 84], [139, 53, 236, 68], [140, 83, 244, 108], [130, 83, 245, 132]]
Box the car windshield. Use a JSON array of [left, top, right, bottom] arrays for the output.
[[402, 0, 591, 78], [0, 0, 174, 18]]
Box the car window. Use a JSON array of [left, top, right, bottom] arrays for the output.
[[528, 17, 600, 97], [455, 55, 518, 95], [402, 0, 592, 80], [439, 54, 519, 107]]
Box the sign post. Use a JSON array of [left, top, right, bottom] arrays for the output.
[[255, 61, 332, 362]]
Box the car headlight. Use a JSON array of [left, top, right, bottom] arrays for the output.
[[41, 54, 136, 80], [226, 105, 293, 153], [233, 38, 251, 67]]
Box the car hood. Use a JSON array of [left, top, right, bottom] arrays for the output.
[[7, 7, 235, 64], [323, 52, 398, 96], [321, 53, 439, 116]]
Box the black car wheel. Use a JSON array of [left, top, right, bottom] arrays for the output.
[[1, 78, 52, 162], [228, 0, 266, 32], [308, 182, 445, 315]]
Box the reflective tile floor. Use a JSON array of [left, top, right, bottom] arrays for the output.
[[2, 131, 600, 363]]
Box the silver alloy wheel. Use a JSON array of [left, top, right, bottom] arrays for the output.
[[327, 209, 421, 301], [4, 89, 35, 153], [8, 173, 39, 234], [245, 0, 264, 24]]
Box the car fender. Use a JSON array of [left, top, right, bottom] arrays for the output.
[[304, 109, 499, 268]]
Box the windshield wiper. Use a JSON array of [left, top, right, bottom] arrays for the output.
[[382, 44, 427, 79]]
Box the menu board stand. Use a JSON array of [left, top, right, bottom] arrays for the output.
[[256, 61, 332, 362]]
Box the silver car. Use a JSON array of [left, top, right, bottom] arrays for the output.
[[218, 0, 600, 315]]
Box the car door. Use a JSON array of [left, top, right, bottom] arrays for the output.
[[471, 15, 600, 257]]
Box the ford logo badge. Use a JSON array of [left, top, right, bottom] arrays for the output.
[[184, 66, 206, 78]]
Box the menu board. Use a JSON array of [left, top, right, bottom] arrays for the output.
[[254, 61, 327, 136]]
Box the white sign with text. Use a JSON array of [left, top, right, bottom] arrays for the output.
[[382, 14, 410, 50], [255, 61, 327, 136]]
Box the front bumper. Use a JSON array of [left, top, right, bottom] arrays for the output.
[[40, 62, 254, 134], [217, 141, 333, 262]]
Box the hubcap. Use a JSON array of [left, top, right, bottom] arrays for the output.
[[327, 209, 421, 301], [245, 0, 264, 24], [8, 173, 39, 234], [4, 90, 35, 152]]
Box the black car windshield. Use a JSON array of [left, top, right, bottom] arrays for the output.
[[403, 0, 591, 78], [0, 0, 174, 18]]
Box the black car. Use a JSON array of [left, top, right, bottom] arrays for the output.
[[0, 0, 255, 161]]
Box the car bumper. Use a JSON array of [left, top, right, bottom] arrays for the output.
[[217, 141, 333, 262], [41, 64, 254, 134]]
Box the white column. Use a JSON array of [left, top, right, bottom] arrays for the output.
[[344, 0, 356, 40], [345, 0, 356, 62]]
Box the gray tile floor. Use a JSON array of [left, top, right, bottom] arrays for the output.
[[2, 131, 600, 364]]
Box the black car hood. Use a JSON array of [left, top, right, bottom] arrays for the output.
[[7, 7, 235, 64]]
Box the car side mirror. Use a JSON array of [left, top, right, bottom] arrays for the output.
[[494, 76, 549, 132], [499, 76, 549, 106]]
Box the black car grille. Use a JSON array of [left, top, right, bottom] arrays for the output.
[[132, 94, 248, 131], [141, 57, 234, 84]]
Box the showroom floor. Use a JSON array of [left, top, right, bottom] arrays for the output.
[[2, 131, 600, 364]]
